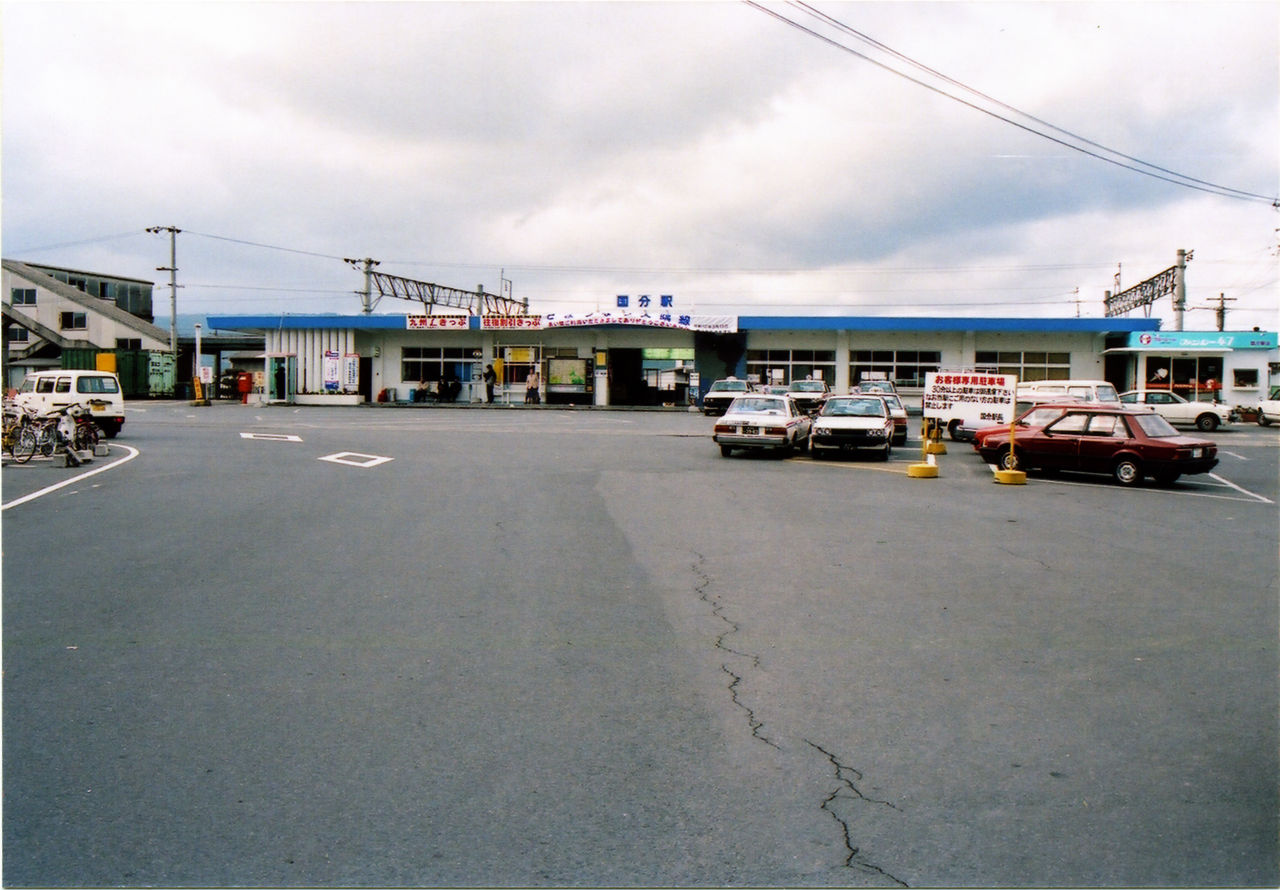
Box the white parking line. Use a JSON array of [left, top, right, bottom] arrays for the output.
[[2, 445, 140, 511], [1207, 472, 1275, 504]]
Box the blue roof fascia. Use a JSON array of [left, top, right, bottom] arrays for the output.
[[206, 313, 1162, 335], [738, 316, 1162, 333], [205, 314, 481, 332]]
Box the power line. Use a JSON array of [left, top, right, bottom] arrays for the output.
[[745, 1, 1280, 206]]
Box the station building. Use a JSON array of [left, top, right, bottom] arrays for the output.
[[205, 310, 1279, 413]]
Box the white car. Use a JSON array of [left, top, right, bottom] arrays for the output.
[[809, 395, 893, 460], [14, 370, 126, 437], [713, 394, 811, 457], [1118, 389, 1234, 432], [701, 378, 752, 416], [880, 392, 909, 445], [1257, 385, 1280, 426]]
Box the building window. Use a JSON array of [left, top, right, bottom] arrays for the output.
[[60, 312, 87, 330], [116, 338, 142, 350], [746, 349, 836, 386], [1232, 368, 1259, 389], [850, 349, 942, 387], [402, 346, 469, 382], [8, 328, 29, 342], [974, 350, 1070, 381], [10, 288, 36, 305]]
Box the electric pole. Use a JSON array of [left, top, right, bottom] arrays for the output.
[[344, 257, 381, 314], [1198, 292, 1237, 331], [146, 225, 181, 353], [1173, 248, 1193, 331]]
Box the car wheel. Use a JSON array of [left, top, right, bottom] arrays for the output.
[[998, 446, 1022, 472], [1113, 457, 1143, 486], [719, 444, 733, 457], [947, 419, 962, 441], [1259, 414, 1271, 427], [1195, 413, 1219, 432], [879, 442, 891, 461]]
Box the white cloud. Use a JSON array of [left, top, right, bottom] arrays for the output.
[[3, 1, 1276, 331]]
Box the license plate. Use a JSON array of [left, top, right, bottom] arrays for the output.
[[1192, 447, 1203, 458], [744, 426, 758, 435]]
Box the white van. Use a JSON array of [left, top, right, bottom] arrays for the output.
[[1015, 379, 1120, 405], [14, 370, 126, 437]]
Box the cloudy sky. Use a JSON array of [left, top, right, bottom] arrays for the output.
[[4, 1, 1277, 330]]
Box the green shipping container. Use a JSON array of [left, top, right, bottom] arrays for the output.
[[61, 347, 100, 371]]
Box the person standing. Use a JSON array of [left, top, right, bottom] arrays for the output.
[[525, 367, 541, 404], [483, 364, 497, 403]]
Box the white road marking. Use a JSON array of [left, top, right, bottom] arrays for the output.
[[1207, 472, 1275, 504], [2, 445, 140, 511], [240, 432, 303, 442], [318, 451, 394, 468]]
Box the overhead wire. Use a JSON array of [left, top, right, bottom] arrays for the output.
[[745, 1, 1280, 205]]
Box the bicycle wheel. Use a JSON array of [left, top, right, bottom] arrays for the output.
[[36, 424, 57, 457], [13, 425, 37, 463]]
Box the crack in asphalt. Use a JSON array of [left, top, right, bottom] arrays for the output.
[[806, 740, 908, 886], [690, 550, 778, 748], [691, 550, 906, 883]]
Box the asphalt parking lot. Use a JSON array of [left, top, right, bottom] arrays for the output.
[[4, 402, 1277, 887]]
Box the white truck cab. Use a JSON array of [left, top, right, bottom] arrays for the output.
[[15, 370, 126, 437]]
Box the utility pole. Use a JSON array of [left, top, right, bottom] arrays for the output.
[[1198, 292, 1237, 331], [1173, 248, 1193, 331], [344, 257, 381, 314], [146, 225, 181, 353]]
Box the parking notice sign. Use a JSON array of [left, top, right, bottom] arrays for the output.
[[923, 372, 1018, 427]]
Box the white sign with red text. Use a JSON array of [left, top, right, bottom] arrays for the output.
[[922, 372, 1018, 427]]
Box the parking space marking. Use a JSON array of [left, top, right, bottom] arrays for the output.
[[1207, 472, 1274, 504], [318, 451, 394, 468], [240, 432, 303, 442], [2, 445, 140, 511]]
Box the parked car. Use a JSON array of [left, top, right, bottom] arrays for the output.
[[973, 404, 1218, 486], [14, 369, 126, 437], [1118, 389, 1234, 431], [1258, 385, 1280, 426], [957, 398, 1085, 444], [713, 394, 811, 457], [1016, 379, 1120, 404], [855, 380, 897, 395], [786, 379, 830, 414], [701, 378, 752, 416], [880, 392, 909, 445], [809, 395, 893, 460]]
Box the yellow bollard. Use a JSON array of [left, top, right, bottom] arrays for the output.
[[908, 419, 939, 477], [993, 416, 1026, 484]]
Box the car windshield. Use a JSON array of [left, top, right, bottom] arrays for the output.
[[789, 381, 825, 392], [729, 397, 786, 415], [1130, 412, 1181, 438], [711, 381, 748, 392], [881, 394, 903, 409], [821, 398, 883, 417]]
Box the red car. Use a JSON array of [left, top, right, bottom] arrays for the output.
[[973, 404, 1218, 486]]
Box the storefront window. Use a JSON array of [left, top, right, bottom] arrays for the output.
[[746, 349, 835, 386], [1142, 355, 1223, 400], [851, 350, 941, 387], [974, 350, 1068, 381]]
